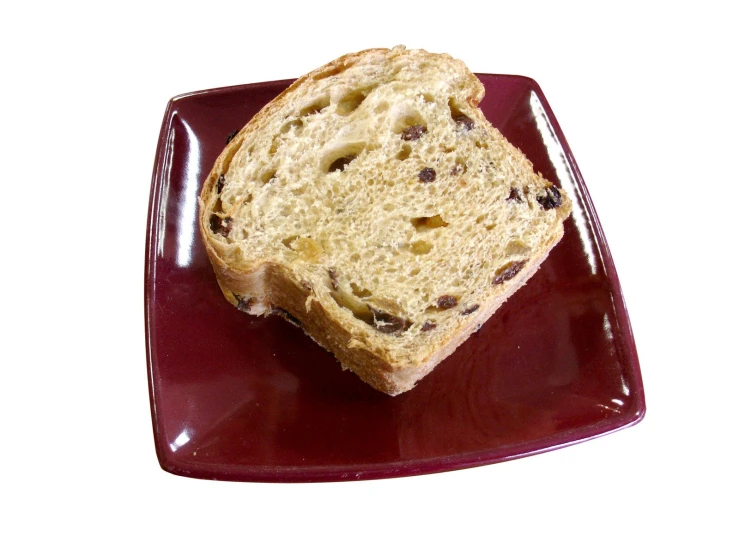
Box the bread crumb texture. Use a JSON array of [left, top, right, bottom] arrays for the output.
[[200, 46, 571, 394]]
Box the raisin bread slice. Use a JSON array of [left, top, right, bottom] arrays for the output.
[[198, 46, 571, 395]]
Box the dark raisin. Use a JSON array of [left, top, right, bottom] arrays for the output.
[[493, 260, 528, 285], [225, 130, 238, 144], [235, 295, 255, 312], [216, 174, 226, 194], [209, 214, 232, 237], [436, 295, 458, 309], [461, 304, 479, 315], [209, 214, 221, 232], [537, 186, 563, 210], [454, 115, 475, 130], [507, 188, 524, 203], [419, 167, 436, 183], [328, 268, 340, 290], [328, 155, 356, 173], [222, 217, 233, 235], [272, 307, 301, 327], [421, 320, 437, 332], [369, 306, 411, 334], [401, 125, 427, 141]]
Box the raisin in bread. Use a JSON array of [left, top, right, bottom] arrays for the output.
[[198, 46, 571, 395]]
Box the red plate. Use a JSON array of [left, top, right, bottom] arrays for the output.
[[145, 75, 645, 482]]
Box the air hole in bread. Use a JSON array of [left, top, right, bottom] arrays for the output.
[[313, 63, 354, 80], [391, 109, 426, 134], [452, 158, 467, 175], [410, 240, 433, 255], [281, 235, 298, 249], [330, 290, 373, 325], [336, 87, 374, 115], [383, 203, 395, 211], [260, 169, 276, 184], [374, 101, 389, 114], [422, 92, 435, 103], [288, 236, 324, 261], [299, 95, 330, 116], [449, 99, 464, 117], [396, 145, 412, 161], [350, 282, 373, 298], [329, 183, 343, 198], [280, 119, 304, 135], [505, 239, 530, 257], [409, 268, 421, 276], [328, 155, 356, 173], [449, 99, 475, 130], [411, 214, 448, 231], [322, 143, 365, 173]]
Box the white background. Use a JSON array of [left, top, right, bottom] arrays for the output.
[[2, 1, 736, 551]]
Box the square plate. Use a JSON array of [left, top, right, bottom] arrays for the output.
[[145, 75, 645, 482]]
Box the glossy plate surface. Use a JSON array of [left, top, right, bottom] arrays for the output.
[[145, 75, 645, 482]]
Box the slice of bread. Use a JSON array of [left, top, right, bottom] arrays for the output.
[[198, 46, 571, 395]]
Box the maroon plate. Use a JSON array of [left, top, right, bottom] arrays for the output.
[[145, 75, 645, 482]]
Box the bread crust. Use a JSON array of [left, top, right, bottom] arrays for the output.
[[198, 47, 570, 395]]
